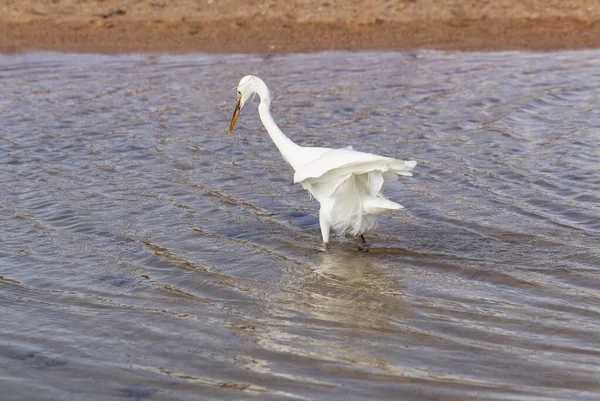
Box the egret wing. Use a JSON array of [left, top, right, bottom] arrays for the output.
[[294, 148, 416, 184]]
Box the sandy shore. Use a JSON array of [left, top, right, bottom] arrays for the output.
[[2, 0, 600, 53]]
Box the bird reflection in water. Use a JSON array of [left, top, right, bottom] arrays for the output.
[[246, 251, 409, 373], [301, 252, 408, 328]]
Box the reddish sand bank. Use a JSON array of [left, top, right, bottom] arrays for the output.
[[2, 0, 600, 52]]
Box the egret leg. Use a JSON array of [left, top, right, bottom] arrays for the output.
[[319, 208, 331, 244], [355, 234, 369, 252]]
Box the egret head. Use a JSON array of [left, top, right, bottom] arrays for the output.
[[229, 75, 259, 134]]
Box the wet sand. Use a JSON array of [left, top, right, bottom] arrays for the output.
[[2, 0, 600, 53]]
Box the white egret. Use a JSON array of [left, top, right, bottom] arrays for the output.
[[229, 75, 416, 246]]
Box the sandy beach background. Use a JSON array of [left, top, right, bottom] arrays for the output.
[[1, 0, 600, 53]]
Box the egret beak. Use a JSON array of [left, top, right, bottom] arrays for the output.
[[229, 97, 242, 134]]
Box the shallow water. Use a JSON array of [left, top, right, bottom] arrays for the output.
[[1, 50, 600, 401]]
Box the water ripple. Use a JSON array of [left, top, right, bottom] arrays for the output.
[[1, 50, 600, 401]]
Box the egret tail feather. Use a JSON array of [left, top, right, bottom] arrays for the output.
[[327, 171, 402, 236]]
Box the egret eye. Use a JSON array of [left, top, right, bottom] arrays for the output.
[[237, 91, 242, 98]]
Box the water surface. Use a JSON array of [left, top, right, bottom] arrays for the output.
[[1, 50, 600, 400]]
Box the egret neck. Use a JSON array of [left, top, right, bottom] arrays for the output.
[[255, 82, 303, 170]]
